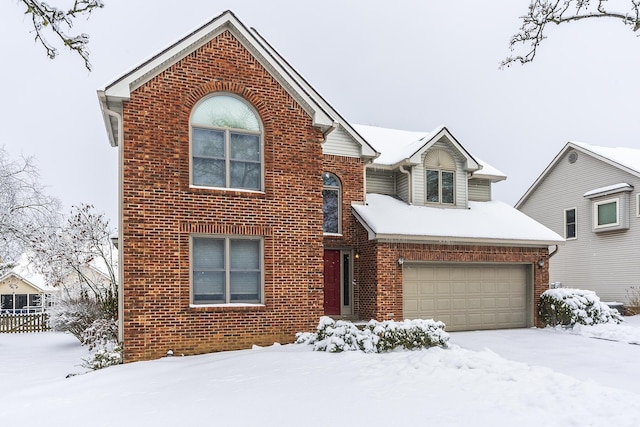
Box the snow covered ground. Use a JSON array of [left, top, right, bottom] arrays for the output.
[[2, 318, 640, 427]]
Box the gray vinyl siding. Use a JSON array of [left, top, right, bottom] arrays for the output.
[[518, 151, 640, 303], [414, 138, 468, 208], [323, 125, 361, 157], [395, 170, 409, 202], [366, 169, 396, 195], [468, 178, 491, 202]]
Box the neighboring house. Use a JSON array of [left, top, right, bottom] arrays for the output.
[[517, 141, 640, 304], [97, 10, 562, 362], [0, 256, 56, 313]]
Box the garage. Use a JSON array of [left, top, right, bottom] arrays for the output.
[[403, 263, 531, 331]]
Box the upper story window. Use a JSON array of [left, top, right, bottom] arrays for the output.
[[323, 172, 341, 234], [425, 149, 455, 205], [594, 198, 619, 229], [584, 183, 632, 233], [190, 95, 262, 190], [564, 207, 577, 239]]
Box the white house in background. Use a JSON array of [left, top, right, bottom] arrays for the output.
[[517, 141, 640, 304], [0, 256, 56, 313]]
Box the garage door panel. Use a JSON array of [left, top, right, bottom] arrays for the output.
[[403, 263, 529, 331]]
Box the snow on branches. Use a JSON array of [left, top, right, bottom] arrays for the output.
[[503, 0, 640, 67], [20, 0, 104, 71]]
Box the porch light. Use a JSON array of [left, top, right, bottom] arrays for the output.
[[537, 259, 545, 269], [398, 256, 404, 265]]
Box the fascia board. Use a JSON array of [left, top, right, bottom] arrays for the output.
[[102, 11, 334, 129], [372, 233, 565, 247], [407, 127, 480, 171]]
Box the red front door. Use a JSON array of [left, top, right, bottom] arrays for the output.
[[323, 250, 341, 315]]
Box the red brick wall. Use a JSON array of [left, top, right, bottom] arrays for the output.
[[355, 222, 549, 325], [120, 30, 326, 362]]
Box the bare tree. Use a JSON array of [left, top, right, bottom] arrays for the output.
[[19, 0, 104, 71], [29, 204, 118, 319], [0, 147, 60, 272], [503, 0, 640, 67]]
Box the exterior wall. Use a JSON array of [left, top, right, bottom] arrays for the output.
[[519, 151, 640, 303], [355, 222, 549, 325], [323, 125, 361, 157], [395, 170, 409, 202], [468, 178, 491, 202], [120, 30, 326, 362], [365, 169, 395, 196]]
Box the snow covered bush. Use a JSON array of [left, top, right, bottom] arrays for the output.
[[81, 317, 118, 351], [538, 288, 623, 327], [48, 295, 105, 341], [82, 344, 123, 370], [626, 286, 640, 315], [296, 317, 449, 353]]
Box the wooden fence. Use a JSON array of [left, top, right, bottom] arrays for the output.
[[0, 313, 50, 333]]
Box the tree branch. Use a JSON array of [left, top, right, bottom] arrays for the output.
[[502, 0, 640, 68]]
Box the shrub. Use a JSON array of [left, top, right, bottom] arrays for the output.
[[48, 296, 105, 341], [296, 316, 449, 353], [538, 288, 623, 327], [81, 318, 118, 350], [82, 344, 123, 370], [626, 286, 640, 316]]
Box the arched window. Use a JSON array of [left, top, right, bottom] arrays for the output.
[[424, 149, 455, 205], [190, 94, 262, 190], [323, 172, 341, 234]]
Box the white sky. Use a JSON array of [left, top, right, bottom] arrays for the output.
[[2, 0, 640, 224]]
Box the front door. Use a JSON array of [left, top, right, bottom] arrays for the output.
[[323, 249, 341, 315]]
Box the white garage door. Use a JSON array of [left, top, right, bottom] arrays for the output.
[[403, 263, 530, 331]]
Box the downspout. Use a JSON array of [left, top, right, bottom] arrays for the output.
[[101, 103, 125, 345], [549, 245, 559, 258], [322, 121, 338, 140], [398, 163, 412, 204]]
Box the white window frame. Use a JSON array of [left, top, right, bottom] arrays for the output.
[[190, 235, 264, 306], [593, 197, 620, 229], [636, 193, 640, 217], [425, 169, 456, 206], [564, 207, 577, 240], [189, 94, 264, 192]]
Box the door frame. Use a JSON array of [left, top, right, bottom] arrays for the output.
[[323, 249, 353, 316]]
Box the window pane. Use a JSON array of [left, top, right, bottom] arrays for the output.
[[191, 95, 260, 131], [323, 172, 340, 187], [192, 128, 224, 157], [566, 209, 575, 224], [230, 133, 260, 161], [230, 240, 260, 269], [566, 223, 576, 238], [597, 202, 617, 226], [193, 239, 224, 269], [323, 188, 339, 233], [230, 161, 260, 190], [193, 271, 225, 302], [442, 172, 454, 204], [426, 170, 439, 202], [193, 158, 225, 187], [230, 272, 260, 302]]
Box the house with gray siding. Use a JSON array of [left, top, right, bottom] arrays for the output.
[[517, 141, 640, 304]]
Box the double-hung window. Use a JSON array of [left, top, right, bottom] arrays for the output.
[[424, 149, 456, 205], [191, 95, 262, 190], [192, 236, 262, 305], [564, 208, 577, 239]]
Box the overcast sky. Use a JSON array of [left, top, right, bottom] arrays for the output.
[[2, 0, 640, 224]]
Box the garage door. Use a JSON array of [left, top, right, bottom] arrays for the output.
[[403, 264, 530, 331]]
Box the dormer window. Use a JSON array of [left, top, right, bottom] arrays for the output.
[[425, 149, 455, 205]]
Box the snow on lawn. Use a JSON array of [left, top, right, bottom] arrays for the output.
[[2, 320, 640, 427]]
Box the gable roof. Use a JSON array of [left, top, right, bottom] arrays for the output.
[[352, 194, 563, 246], [97, 10, 377, 158], [353, 124, 505, 180], [516, 141, 640, 208], [0, 255, 54, 293]]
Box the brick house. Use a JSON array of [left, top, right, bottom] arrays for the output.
[[98, 10, 562, 362]]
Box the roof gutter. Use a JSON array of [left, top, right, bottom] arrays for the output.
[[398, 163, 412, 204]]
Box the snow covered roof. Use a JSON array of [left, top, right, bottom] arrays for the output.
[[353, 124, 505, 181], [571, 142, 640, 175], [517, 141, 640, 208], [353, 194, 564, 246], [584, 183, 633, 198]]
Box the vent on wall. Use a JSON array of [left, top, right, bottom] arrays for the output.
[[568, 151, 578, 164]]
